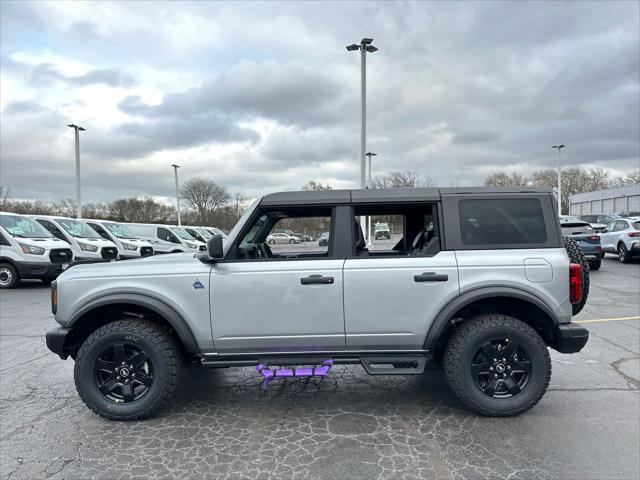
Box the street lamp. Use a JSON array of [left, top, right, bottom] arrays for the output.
[[552, 144, 565, 216], [67, 124, 86, 219], [365, 152, 377, 245], [171, 164, 181, 226], [346, 37, 378, 190]]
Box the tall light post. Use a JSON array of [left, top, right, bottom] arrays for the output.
[[67, 124, 86, 219], [346, 38, 378, 190], [552, 144, 565, 216], [171, 164, 181, 226], [365, 152, 377, 245]]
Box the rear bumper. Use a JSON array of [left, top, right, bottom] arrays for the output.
[[552, 322, 589, 354], [46, 325, 71, 359], [16, 260, 70, 280]]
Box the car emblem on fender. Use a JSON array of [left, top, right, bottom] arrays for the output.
[[193, 279, 205, 290]]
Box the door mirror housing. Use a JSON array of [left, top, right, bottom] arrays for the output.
[[207, 234, 224, 260]]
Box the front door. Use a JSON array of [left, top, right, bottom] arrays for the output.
[[209, 206, 345, 353]]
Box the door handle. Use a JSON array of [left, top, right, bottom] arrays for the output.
[[414, 272, 448, 282], [300, 275, 334, 285]]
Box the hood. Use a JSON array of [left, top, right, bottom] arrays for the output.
[[13, 237, 69, 249], [59, 252, 199, 280], [74, 237, 117, 248], [119, 238, 153, 247]]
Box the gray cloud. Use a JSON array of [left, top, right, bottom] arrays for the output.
[[0, 1, 638, 202], [29, 63, 135, 88]]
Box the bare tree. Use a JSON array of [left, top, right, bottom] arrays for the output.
[[484, 171, 529, 187], [181, 177, 230, 224], [302, 181, 333, 191], [372, 170, 435, 189], [107, 197, 176, 223], [614, 170, 640, 186], [51, 198, 76, 217]]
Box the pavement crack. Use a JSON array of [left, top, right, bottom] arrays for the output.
[[610, 357, 640, 389]]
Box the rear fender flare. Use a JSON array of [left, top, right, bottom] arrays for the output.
[[423, 286, 559, 351]]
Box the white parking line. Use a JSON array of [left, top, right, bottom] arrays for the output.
[[575, 316, 640, 324]]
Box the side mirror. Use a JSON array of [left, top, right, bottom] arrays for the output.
[[207, 234, 224, 260]]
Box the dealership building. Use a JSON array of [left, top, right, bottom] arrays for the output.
[[569, 184, 640, 215]]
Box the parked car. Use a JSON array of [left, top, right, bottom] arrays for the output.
[[84, 219, 154, 259], [184, 227, 210, 243], [579, 213, 622, 233], [599, 218, 640, 263], [47, 187, 589, 420], [267, 232, 300, 244], [559, 219, 602, 270], [374, 222, 391, 240], [29, 215, 118, 262], [127, 224, 206, 253], [203, 227, 228, 239], [0, 212, 73, 288], [293, 232, 315, 242], [318, 231, 330, 246]]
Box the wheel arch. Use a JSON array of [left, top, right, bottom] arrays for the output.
[[65, 294, 200, 357], [424, 287, 559, 360]]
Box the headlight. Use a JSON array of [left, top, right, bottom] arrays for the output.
[[122, 243, 138, 251], [19, 243, 45, 255], [78, 242, 98, 252], [185, 242, 197, 249]]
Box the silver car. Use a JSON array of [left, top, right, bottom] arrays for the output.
[[599, 218, 640, 263]]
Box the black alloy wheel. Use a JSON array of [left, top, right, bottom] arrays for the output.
[[471, 338, 532, 398], [94, 342, 154, 403]]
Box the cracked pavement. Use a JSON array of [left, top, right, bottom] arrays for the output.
[[1, 258, 638, 479]]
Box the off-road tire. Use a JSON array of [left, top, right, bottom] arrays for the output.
[[617, 243, 630, 263], [563, 236, 589, 315], [444, 314, 551, 417], [0, 263, 19, 289], [74, 319, 182, 420]]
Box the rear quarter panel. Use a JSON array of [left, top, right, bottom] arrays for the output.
[[455, 248, 572, 324]]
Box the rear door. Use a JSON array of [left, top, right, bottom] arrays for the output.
[[343, 204, 459, 349]]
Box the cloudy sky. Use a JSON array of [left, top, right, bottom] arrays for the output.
[[1, 0, 638, 203]]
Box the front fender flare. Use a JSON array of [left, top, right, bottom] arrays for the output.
[[423, 286, 560, 351], [69, 293, 200, 354]]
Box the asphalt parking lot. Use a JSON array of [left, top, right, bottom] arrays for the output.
[[1, 257, 638, 480]]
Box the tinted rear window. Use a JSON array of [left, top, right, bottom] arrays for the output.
[[460, 199, 547, 245]]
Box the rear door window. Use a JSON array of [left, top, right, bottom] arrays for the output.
[[459, 199, 547, 246]]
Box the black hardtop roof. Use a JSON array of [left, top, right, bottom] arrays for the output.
[[260, 186, 551, 206]]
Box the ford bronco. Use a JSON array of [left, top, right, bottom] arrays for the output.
[[46, 187, 589, 420]]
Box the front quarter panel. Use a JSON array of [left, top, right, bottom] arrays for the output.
[[55, 256, 215, 350]]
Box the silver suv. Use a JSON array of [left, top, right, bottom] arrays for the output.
[[46, 187, 589, 420]]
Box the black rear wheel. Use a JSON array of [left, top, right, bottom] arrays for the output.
[[618, 244, 630, 263], [444, 314, 551, 417], [74, 319, 182, 420]]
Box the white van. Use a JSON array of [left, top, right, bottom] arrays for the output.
[[29, 215, 118, 261], [0, 212, 73, 288], [203, 226, 228, 239], [126, 224, 206, 253], [84, 219, 154, 259], [183, 226, 214, 243]]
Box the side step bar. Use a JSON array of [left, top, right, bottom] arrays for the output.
[[360, 355, 426, 375]]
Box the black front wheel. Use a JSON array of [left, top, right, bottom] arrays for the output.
[[444, 314, 551, 417], [0, 263, 18, 289], [74, 319, 182, 420]]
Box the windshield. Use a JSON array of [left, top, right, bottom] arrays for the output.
[[0, 215, 53, 238], [196, 228, 212, 239], [55, 218, 101, 239], [171, 227, 196, 240], [103, 222, 137, 239]]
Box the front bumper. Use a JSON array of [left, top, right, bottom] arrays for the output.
[[46, 325, 72, 359], [552, 322, 589, 354], [16, 261, 70, 280]]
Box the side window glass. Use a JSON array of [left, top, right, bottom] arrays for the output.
[[236, 209, 332, 260], [459, 199, 546, 245], [90, 223, 110, 241], [37, 219, 67, 241], [158, 227, 177, 242]]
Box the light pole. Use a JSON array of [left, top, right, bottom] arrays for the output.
[[171, 164, 181, 226], [346, 38, 378, 190], [67, 124, 85, 219], [365, 152, 377, 245], [552, 144, 565, 216]]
